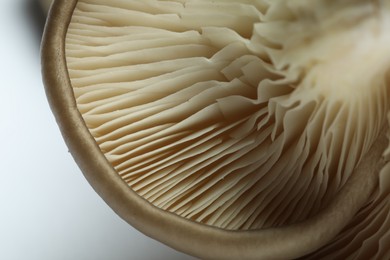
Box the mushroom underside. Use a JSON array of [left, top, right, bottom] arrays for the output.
[[64, 0, 390, 258]]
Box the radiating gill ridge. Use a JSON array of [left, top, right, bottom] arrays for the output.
[[65, 0, 390, 231]]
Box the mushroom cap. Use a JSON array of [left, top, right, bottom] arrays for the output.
[[42, 0, 390, 259]]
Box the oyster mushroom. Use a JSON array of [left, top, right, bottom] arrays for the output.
[[42, 0, 390, 259]]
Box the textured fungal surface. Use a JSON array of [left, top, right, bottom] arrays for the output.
[[65, 0, 390, 245], [303, 131, 390, 260]]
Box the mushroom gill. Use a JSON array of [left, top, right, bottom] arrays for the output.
[[39, 0, 390, 258], [64, 0, 390, 232], [303, 126, 390, 260]]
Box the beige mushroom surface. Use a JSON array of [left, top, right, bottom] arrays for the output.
[[43, 0, 390, 259]]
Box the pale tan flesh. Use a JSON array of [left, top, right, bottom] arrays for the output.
[[42, 0, 390, 259], [65, 0, 390, 232]]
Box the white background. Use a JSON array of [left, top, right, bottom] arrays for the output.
[[0, 1, 195, 259]]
